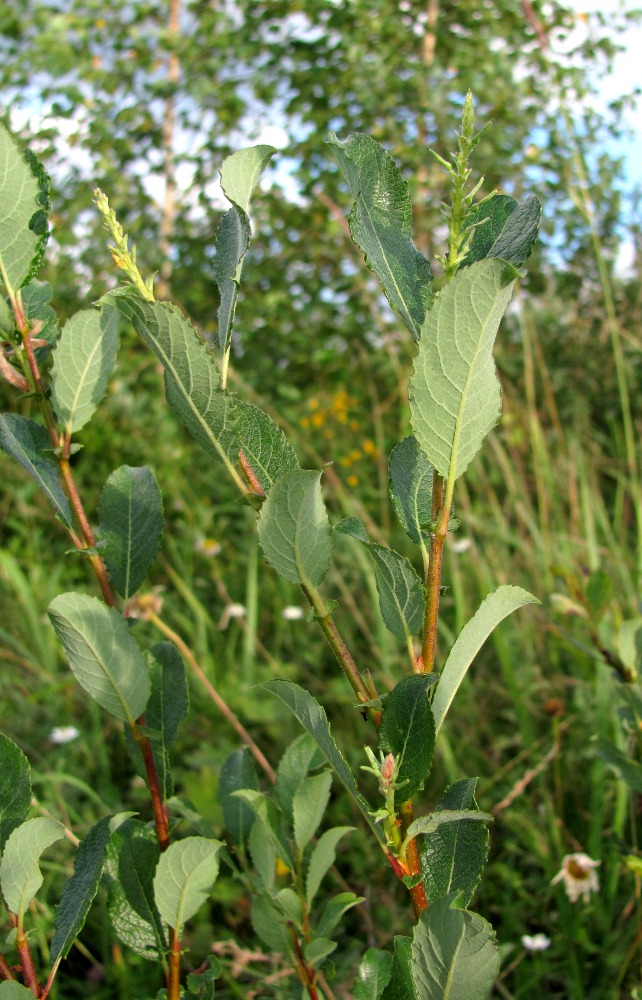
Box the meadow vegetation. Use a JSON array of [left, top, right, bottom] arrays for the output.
[[0, 2, 641, 998]]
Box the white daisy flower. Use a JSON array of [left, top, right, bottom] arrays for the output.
[[219, 603, 246, 629], [521, 933, 551, 952], [282, 605, 304, 621], [49, 726, 80, 745], [551, 853, 600, 903]]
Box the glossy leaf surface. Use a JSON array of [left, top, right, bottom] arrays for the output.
[[389, 436, 434, 544], [420, 779, 489, 907], [462, 194, 541, 269], [50, 815, 112, 962], [263, 680, 383, 843], [379, 675, 437, 804], [0, 733, 31, 851], [328, 132, 431, 340], [98, 465, 163, 599], [219, 748, 259, 844], [355, 948, 394, 1000], [0, 414, 73, 528], [105, 819, 166, 960], [124, 643, 188, 799]]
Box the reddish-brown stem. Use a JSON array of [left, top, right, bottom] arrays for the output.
[[420, 473, 447, 672], [57, 452, 117, 606], [0, 953, 16, 981], [133, 720, 170, 851], [15, 301, 117, 607], [168, 928, 181, 999], [15, 924, 40, 997], [148, 613, 277, 783], [291, 931, 319, 1000], [399, 800, 428, 917]]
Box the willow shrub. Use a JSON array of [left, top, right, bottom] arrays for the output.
[[0, 94, 541, 999]]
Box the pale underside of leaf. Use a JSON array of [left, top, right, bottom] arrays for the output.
[[48, 593, 150, 723], [409, 258, 519, 482], [0, 123, 48, 291], [432, 585, 539, 733], [110, 295, 236, 468], [50, 307, 119, 433]]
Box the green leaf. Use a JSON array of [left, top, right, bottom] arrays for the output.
[[22, 280, 59, 356], [108, 296, 236, 469], [389, 436, 434, 544], [233, 789, 293, 869], [186, 960, 220, 999], [219, 748, 259, 844], [304, 937, 337, 966], [48, 593, 151, 724], [462, 194, 541, 269], [262, 680, 383, 844], [0, 817, 64, 919], [306, 826, 354, 905], [379, 675, 437, 805], [355, 948, 394, 1000], [235, 402, 299, 493], [367, 544, 425, 643], [248, 813, 276, 892], [419, 779, 489, 907], [411, 895, 499, 1000], [335, 516, 369, 542], [0, 733, 31, 851], [50, 307, 119, 433], [596, 740, 642, 794], [0, 984, 37, 998], [153, 837, 222, 931], [432, 585, 539, 733], [275, 733, 326, 820], [0, 123, 49, 292], [380, 936, 414, 1000], [105, 819, 166, 960], [293, 771, 332, 851], [124, 643, 188, 799], [213, 145, 276, 354], [257, 469, 332, 586], [251, 894, 292, 953], [219, 145, 277, 214], [316, 891, 364, 938], [327, 132, 431, 340], [618, 618, 642, 676], [586, 569, 612, 618], [0, 413, 73, 528], [409, 258, 519, 482], [405, 809, 492, 841], [275, 886, 302, 924], [50, 815, 112, 963], [98, 465, 164, 599]]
